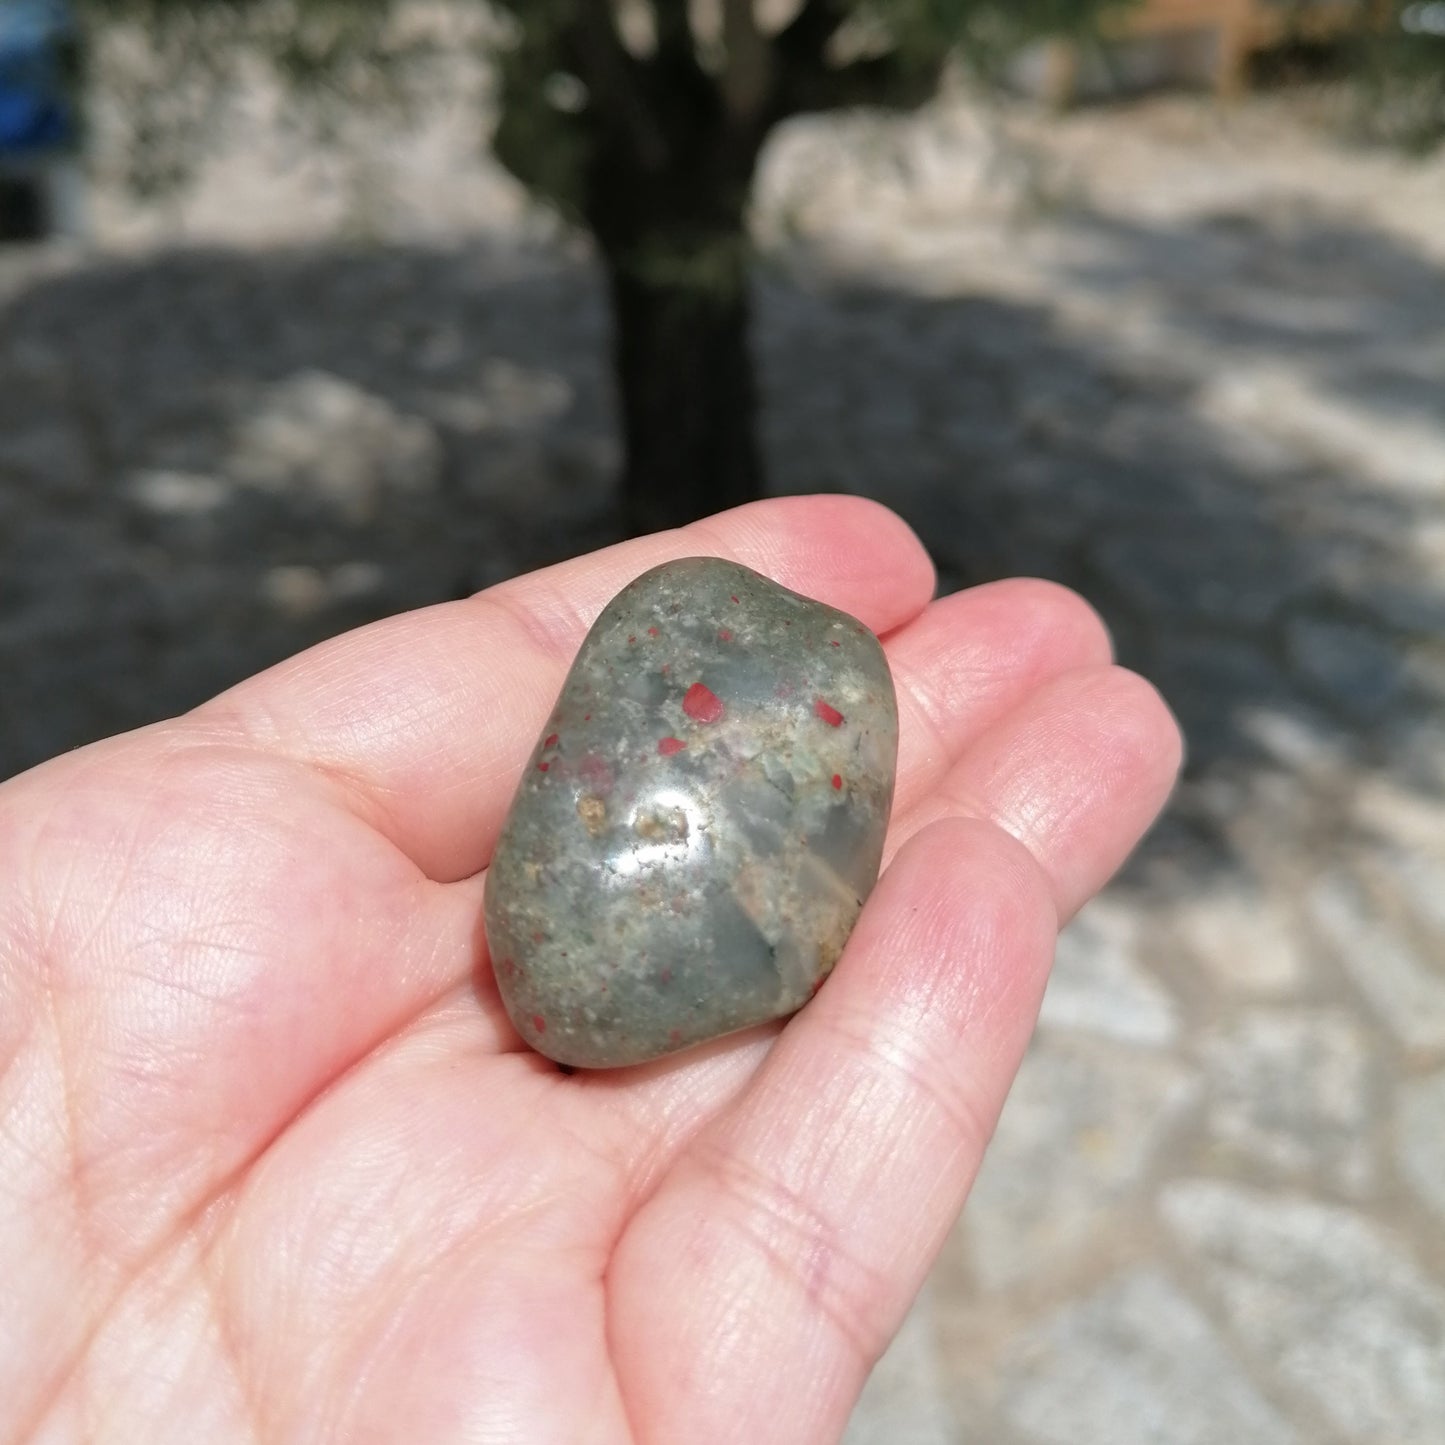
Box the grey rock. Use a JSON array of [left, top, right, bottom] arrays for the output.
[[1200, 364, 1445, 499], [126, 468, 233, 517], [1040, 895, 1180, 1047], [1156, 634, 1287, 705], [1397, 1070, 1445, 1224], [1361, 581, 1445, 637], [258, 561, 389, 618], [1152, 637, 1294, 763], [260, 565, 332, 618], [1198, 1008, 1377, 1194], [1238, 703, 1356, 778], [1351, 777, 1445, 858], [1092, 528, 1309, 627], [1161, 1180, 1445, 1443], [1398, 719, 1445, 792], [1172, 887, 1311, 998], [1406, 643, 1445, 706], [229, 369, 440, 523], [1310, 871, 1445, 1053], [474, 358, 574, 430], [328, 560, 387, 601], [1002, 1271, 1300, 1445], [0, 421, 92, 493], [964, 1034, 1200, 1291], [1286, 616, 1404, 719], [1376, 847, 1445, 945]]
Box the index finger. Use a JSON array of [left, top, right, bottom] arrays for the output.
[[195, 495, 937, 881]]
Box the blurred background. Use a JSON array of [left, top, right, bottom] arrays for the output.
[[2, 2, 1444, 1439]]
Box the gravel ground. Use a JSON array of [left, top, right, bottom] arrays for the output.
[[2, 50, 1444, 1444]]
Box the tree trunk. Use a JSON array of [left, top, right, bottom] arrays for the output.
[[605, 232, 762, 536]]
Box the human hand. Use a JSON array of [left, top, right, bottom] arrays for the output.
[[0, 497, 1180, 1443]]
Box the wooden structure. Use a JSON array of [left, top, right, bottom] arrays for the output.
[[1044, 0, 1382, 103]]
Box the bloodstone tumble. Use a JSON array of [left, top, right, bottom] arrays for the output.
[[484, 556, 899, 1068]]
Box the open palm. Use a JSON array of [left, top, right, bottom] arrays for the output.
[[1, 498, 1179, 1444]]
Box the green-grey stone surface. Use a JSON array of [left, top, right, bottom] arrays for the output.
[[484, 556, 899, 1068]]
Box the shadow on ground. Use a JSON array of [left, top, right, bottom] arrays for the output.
[[760, 205, 1445, 890], [1, 214, 1441, 895]]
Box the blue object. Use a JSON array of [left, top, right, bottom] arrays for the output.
[[0, 0, 77, 154]]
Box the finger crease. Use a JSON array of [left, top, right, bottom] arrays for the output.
[[690, 1139, 884, 1372]]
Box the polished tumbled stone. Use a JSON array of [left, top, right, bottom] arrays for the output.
[[484, 556, 899, 1068]]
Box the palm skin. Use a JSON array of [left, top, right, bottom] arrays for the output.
[[0, 498, 1180, 1445]]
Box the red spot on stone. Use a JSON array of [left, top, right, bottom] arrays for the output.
[[628, 636, 636, 645], [648, 626, 659, 637], [498, 956, 518, 979], [544, 733, 559, 748], [531, 1014, 547, 1034], [832, 773, 843, 790], [683, 682, 725, 724], [718, 628, 732, 642], [814, 698, 845, 727], [659, 968, 673, 984], [730, 595, 739, 604], [658, 737, 686, 756], [537, 761, 550, 772], [584, 713, 592, 721], [830, 639, 841, 647]]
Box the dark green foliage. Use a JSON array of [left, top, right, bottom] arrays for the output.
[[1354, 2, 1445, 151]]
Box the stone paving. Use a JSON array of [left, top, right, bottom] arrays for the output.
[[2, 54, 1444, 1444]]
